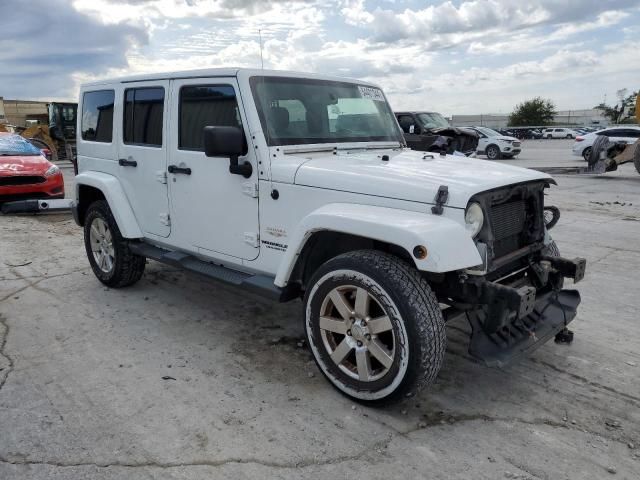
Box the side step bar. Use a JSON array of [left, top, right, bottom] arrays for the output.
[[129, 242, 298, 302]]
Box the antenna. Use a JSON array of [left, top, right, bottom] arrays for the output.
[[258, 29, 264, 69]]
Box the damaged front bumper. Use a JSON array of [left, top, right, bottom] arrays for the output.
[[461, 255, 586, 367]]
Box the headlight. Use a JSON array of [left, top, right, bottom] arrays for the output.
[[44, 165, 60, 177], [465, 202, 484, 237]]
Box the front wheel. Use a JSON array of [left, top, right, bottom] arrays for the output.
[[304, 250, 446, 405], [486, 144, 501, 160], [84, 200, 146, 288]]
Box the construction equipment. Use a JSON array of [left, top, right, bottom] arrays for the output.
[[13, 102, 77, 166]]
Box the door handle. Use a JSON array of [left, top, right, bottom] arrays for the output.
[[118, 158, 137, 167], [168, 165, 192, 175]]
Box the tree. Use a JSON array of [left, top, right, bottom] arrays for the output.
[[509, 97, 557, 126], [594, 90, 638, 124]]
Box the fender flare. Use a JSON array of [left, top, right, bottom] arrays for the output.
[[75, 172, 142, 238], [274, 203, 482, 287]]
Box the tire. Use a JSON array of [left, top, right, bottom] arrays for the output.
[[486, 144, 501, 160], [588, 135, 609, 166], [566, 134, 573, 139], [582, 147, 592, 162], [634, 143, 640, 175], [84, 200, 146, 288], [547, 134, 552, 139], [304, 250, 446, 405]]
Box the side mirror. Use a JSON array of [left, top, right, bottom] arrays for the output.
[[203, 126, 252, 178]]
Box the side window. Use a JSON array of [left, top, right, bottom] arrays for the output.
[[624, 129, 640, 138], [179, 85, 242, 151], [123, 87, 164, 147], [397, 115, 415, 134], [554, 129, 563, 132], [604, 129, 621, 137], [81, 90, 114, 142]]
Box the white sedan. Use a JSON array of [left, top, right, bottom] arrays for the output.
[[572, 126, 640, 161], [468, 126, 521, 160]]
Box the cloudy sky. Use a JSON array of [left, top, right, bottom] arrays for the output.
[[2, 0, 639, 115]]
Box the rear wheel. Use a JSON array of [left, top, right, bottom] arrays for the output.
[[634, 143, 640, 175], [304, 250, 446, 405], [582, 147, 592, 161], [84, 200, 145, 288]]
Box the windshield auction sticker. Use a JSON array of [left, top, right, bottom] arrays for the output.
[[358, 86, 385, 102]]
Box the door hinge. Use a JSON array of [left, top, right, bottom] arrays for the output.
[[156, 170, 167, 184], [159, 213, 171, 226], [244, 232, 260, 248], [242, 181, 259, 198]]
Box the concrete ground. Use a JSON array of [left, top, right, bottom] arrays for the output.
[[1, 140, 639, 479]]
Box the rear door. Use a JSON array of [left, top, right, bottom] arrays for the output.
[[117, 81, 170, 237]]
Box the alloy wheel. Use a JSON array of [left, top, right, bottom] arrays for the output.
[[318, 285, 395, 382], [89, 217, 115, 273]]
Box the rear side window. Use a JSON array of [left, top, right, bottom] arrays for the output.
[[179, 85, 242, 151], [123, 87, 165, 147], [82, 90, 114, 142], [624, 129, 640, 138]]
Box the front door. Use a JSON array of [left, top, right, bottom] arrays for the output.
[[117, 81, 170, 237], [167, 78, 259, 260]]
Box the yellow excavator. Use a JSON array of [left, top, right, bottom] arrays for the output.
[[0, 102, 77, 165]]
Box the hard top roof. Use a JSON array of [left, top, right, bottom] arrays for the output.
[[80, 68, 378, 89]]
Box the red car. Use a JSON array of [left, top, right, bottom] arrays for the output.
[[0, 132, 65, 202]]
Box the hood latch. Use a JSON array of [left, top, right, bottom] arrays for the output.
[[431, 185, 449, 215]]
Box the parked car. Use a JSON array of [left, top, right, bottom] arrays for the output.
[[572, 126, 640, 161], [467, 126, 522, 159], [524, 129, 543, 139], [395, 111, 478, 156], [0, 132, 64, 202], [541, 128, 579, 139], [73, 68, 586, 404]]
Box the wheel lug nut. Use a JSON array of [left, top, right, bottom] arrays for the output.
[[346, 330, 352, 336], [357, 341, 363, 347], [365, 334, 371, 341]]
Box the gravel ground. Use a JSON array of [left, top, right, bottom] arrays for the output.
[[1, 140, 639, 479]]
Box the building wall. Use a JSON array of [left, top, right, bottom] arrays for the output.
[[0, 99, 48, 126], [450, 109, 609, 128]]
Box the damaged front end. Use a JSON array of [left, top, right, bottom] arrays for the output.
[[437, 180, 587, 366], [411, 127, 479, 156]]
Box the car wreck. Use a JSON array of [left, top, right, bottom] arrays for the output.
[[395, 111, 479, 156]]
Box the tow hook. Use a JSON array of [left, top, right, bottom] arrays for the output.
[[555, 327, 574, 344]]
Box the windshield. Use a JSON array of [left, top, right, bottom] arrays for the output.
[[417, 112, 449, 129], [475, 127, 501, 137], [0, 135, 42, 156], [250, 76, 403, 146]]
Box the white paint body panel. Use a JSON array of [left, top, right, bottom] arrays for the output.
[[74, 172, 142, 238], [76, 68, 554, 284]]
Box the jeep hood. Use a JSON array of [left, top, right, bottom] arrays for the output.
[[293, 149, 551, 208]]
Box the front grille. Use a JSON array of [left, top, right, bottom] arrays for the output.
[[491, 200, 526, 240], [513, 141, 521, 147], [483, 184, 544, 260], [0, 175, 46, 186]]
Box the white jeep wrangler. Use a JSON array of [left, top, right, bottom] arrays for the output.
[[73, 68, 586, 404]]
